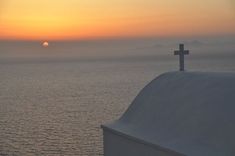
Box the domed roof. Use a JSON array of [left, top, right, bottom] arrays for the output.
[[103, 71, 235, 156]]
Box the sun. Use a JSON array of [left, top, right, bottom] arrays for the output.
[[42, 41, 49, 47]]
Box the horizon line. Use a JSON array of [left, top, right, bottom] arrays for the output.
[[1, 34, 235, 42]]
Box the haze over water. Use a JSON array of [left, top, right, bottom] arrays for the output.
[[0, 37, 235, 155]]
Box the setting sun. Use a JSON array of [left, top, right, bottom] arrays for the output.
[[42, 41, 49, 47]]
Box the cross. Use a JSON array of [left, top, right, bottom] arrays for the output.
[[174, 44, 189, 71]]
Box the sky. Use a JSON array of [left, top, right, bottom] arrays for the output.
[[0, 0, 235, 40]]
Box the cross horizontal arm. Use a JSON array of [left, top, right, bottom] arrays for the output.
[[174, 50, 189, 55], [184, 50, 189, 55], [174, 50, 180, 55]]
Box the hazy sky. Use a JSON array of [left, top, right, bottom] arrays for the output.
[[0, 0, 235, 40]]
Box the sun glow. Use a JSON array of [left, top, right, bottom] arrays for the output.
[[0, 0, 235, 40]]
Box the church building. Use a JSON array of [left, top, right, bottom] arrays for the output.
[[101, 45, 235, 156]]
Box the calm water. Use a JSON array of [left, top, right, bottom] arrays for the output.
[[0, 38, 235, 155]]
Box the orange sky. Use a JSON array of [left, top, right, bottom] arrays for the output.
[[0, 0, 235, 40]]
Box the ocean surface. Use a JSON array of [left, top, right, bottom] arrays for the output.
[[0, 37, 235, 155]]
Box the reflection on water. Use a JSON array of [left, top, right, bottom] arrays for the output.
[[0, 60, 167, 155]]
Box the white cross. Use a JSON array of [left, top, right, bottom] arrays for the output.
[[174, 44, 189, 71]]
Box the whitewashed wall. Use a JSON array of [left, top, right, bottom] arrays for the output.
[[103, 130, 182, 156]]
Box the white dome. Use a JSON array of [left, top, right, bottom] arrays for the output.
[[103, 71, 235, 156]]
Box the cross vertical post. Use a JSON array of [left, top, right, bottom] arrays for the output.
[[174, 44, 189, 71]]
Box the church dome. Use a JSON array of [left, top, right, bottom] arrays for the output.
[[103, 71, 235, 156]]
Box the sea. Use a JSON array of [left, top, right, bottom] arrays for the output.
[[0, 37, 235, 156]]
